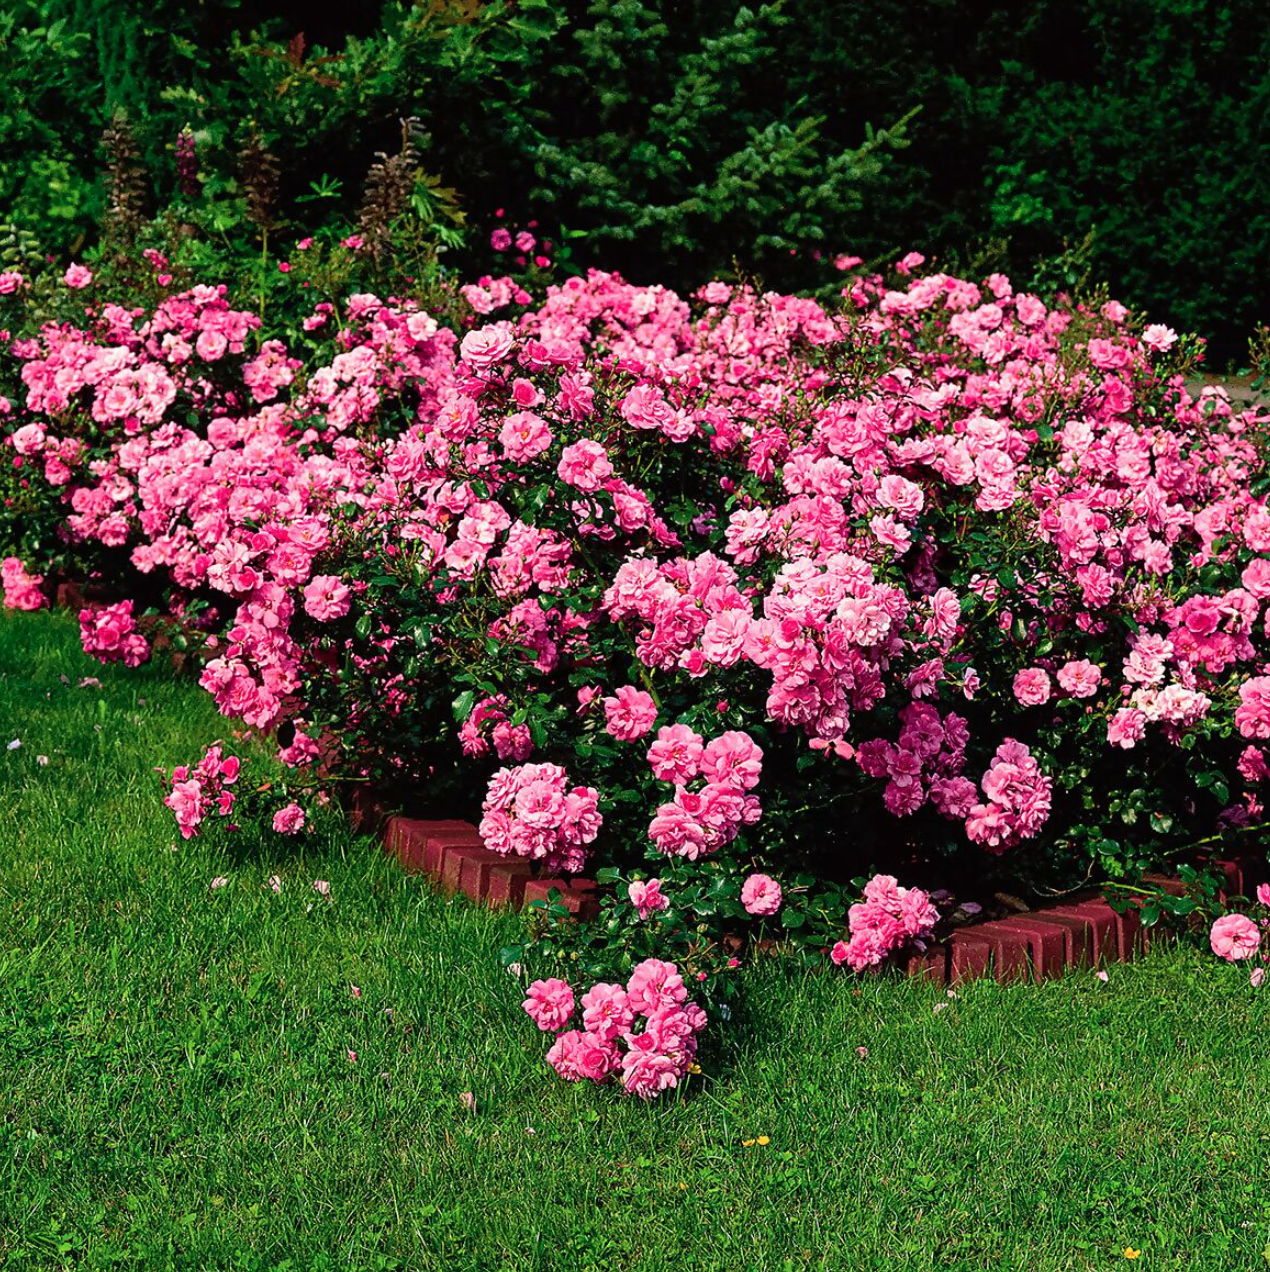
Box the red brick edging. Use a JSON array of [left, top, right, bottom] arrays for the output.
[[349, 789, 1265, 987]]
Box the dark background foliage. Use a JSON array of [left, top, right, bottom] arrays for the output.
[[2, 0, 1266, 360]]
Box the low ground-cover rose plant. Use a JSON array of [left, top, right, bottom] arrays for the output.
[[6, 249, 1270, 1092], [162, 742, 320, 843], [522, 959, 707, 1099]]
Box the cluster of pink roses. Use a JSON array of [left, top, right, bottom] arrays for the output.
[[162, 744, 309, 841], [522, 959, 706, 1098], [1, 557, 45, 611], [479, 762, 602, 874], [646, 729, 764, 861], [831, 874, 939, 972], [163, 744, 242, 839], [964, 740, 1053, 853], [79, 601, 150, 668]]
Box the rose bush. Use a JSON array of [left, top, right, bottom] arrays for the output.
[[5, 248, 1270, 1090]]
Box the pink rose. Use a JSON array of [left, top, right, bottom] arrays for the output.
[[272, 802, 306, 835], [626, 959, 687, 1014], [303, 574, 351, 622], [740, 873, 782, 917], [699, 731, 763, 791], [63, 263, 93, 289], [646, 723, 704, 784], [1210, 913, 1261, 962], [522, 978, 575, 1032], [546, 1029, 619, 1082], [1056, 659, 1101, 698], [603, 684, 658, 741], [557, 439, 613, 491], [1012, 667, 1051, 706], [628, 878, 669, 920], [499, 411, 553, 462], [459, 325, 514, 370]]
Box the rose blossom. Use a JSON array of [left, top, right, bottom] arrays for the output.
[[459, 325, 514, 370], [628, 878, 669, 919], [272, 802, 306, 835], [522, 978, 575, 1032], [603, 685, 658, 741], [303, 574, 351, 622], [1012, 668, 1051, 706], [740, 873, 782, 916], [1210, 913, 1261, 961]]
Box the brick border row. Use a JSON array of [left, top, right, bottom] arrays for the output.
[[349, 788, 1267, 988]]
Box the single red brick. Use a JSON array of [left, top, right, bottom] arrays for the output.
[[439, 845, 495, 896], [422, 825, 483, 877], [56, 581, 85, 610], [1141, 872, 1186, 898], [993, 918, 1068, 980], [523, 880, 598, 920], [900, 943, 949, 985], [348, 787, 389, 836], [1075, 897, 1140, 961], [1044, 903, 1118, 965], [1115, 902, 1144, 959], [384, 816, 427, 871], [971, 921, 1034, 983], [487, 859, 533, 909], [457, 847, 505, 903], [1022, 913, 1094, 968], [948, 931, 993, 984], [524, 878, 568, 908]]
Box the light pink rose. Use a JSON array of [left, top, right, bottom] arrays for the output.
[[303, 574, 351, 622], [1012, 668, 1051, 706], [459, 325, 514, 370], [740, 873, 782, 916], [1210, 913, 1261, 962]]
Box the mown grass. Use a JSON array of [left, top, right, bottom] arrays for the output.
[[2, 609, 1269, 1271]]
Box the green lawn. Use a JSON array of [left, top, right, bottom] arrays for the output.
[[2, 609, 1269, 1271]]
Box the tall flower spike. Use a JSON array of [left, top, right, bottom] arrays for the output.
[[357, 116, 422, 264], [175, 126, 200, 200], [238, 125, 281, 233], [101, 108, 148, 245]]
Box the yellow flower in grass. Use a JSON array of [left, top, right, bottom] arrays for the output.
[[1124, 1248, 1141, 1260]]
